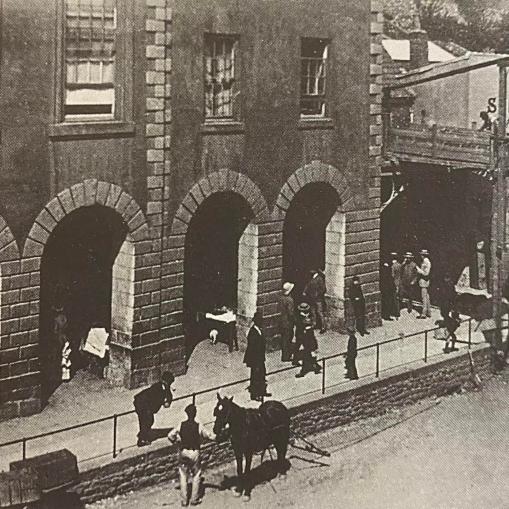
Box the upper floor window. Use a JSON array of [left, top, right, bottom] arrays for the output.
[[64, 0, 117, 120], [204, 34, 238, 120], [300, 38, 328, 117]]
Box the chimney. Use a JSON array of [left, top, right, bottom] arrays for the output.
[[409, 29, 429, 69]]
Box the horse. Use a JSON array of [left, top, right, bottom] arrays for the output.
[[213, 393, 290, 500]]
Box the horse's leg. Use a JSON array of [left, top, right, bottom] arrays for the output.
[[243, 452, 253, 501], [275, 433, 290, 477], [233, 450, 243, 497]]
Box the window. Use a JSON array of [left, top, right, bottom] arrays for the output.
[[64, 0, 117, 120], [204, 35, 238, 120], [300, 38, 328, 117]]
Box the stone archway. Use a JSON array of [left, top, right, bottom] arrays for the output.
[[275, 161, 354, 330], [169, 170, 270, 357], [23, 180, 150, 399]]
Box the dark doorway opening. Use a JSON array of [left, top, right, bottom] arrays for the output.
[[40, 205, 128, 403], [184, 192, 252, 358], [283, 183, 340, 301]]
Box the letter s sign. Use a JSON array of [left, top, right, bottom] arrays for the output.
[[488, 97, 497, 113]]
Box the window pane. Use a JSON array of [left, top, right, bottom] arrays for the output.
[[204, 34, 237, 118], [64, 0, 116, 118], [300, 38, 328, 116]]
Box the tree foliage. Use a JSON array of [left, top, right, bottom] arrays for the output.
[[383, 0, 509, 53]]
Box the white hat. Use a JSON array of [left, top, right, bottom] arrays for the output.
[[283, 282, 295, 295]]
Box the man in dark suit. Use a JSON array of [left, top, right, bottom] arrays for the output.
[[279, 282, 295, 362], [134, 370, 175, 446], [345, 328, 359, 380], [349, 276, 370, 336], [244, 311, 271, 401]]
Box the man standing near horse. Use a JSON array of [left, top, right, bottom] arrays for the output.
[[168, 403, 216, 507], [133, 371, 174, 446], [244, 311, 271, 401], [295, 302, 321, 378]]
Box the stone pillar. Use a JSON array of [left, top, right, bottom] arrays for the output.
[[409, 29, 429, 70]]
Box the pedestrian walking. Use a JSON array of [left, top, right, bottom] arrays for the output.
[[349, 276, 370, 336], [391, 252, 402, 318], [168, 404, 216, 507], [401, 252, 418, 313], [295, 302, 321, 378], [133, 371, 175, 446], [442, 311, 461, 353], [437, 273, 456, 319], [303, 269, 327, 333], [344, 329, 359, 380], [279, 282, 295, 362], [417, 249, 432, 319], [244, 311, 271, 401], [380, 259, 396, 320]]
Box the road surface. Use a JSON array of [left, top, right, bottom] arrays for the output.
[[91, 372, 509, 509]]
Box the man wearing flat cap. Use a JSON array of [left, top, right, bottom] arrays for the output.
[[416, 249, 432, 319], [168, 404, 216, 506], [133, 370, 175, 446], [279, 282, 295, 363]]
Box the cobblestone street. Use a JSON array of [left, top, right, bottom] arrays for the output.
[[91, 370, 509, 509]]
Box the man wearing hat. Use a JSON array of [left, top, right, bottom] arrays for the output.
[[168, 404, 216, 506], [243, 311, 271, 401], [295, 302, 321, 378], [416, 249, 432, 318], [279, 282, 296, 362], [344, 328, 359, 380], [133, 370, 175, 446], [303, 269, 327, 333], [401, 252, 418, 313]]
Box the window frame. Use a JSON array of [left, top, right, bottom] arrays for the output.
[[54, 0, 133, 125], [203, 33, 241, 123], [300, 37, 330, 119]]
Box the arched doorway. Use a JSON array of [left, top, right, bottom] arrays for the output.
[[40, 204, 129, 401], [184, 192, 255, 358], [283, 183, 345, 325]]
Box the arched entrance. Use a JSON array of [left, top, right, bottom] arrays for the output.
[[184, 192, 256, 358], [40, 204, 129, 401], [283, 183, 346, 324]]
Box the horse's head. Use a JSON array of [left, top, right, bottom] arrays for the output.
[[213, 393, 234, 441]]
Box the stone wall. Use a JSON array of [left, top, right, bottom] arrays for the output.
[[72, 344, 492, 504]]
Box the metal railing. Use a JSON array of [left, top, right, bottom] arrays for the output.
[[0, 317, 482, 464]]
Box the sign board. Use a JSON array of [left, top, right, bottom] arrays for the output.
[[82, 328, 109, 358]]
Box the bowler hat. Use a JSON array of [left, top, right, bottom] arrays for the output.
[[420, 249, 429, 256], [404, 252, 414, 258], [283, 282, 295, 295], [297, 302, 311, 313]]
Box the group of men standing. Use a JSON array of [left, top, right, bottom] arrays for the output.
[[381, 249, 432, 321]]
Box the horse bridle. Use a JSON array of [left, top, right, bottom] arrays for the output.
[[214, 400, 233, 440]]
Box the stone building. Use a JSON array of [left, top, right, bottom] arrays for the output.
[[0, 0, 383, 419]]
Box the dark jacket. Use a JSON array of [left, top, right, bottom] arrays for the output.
[[401, 260, 418, 288], [279, 293, 295, 331], [180, 420, 200, 450], [346, 333, 358, 359], [243, 325, 266, 368], [303, 275, 326, 303], [134, 382, 172, 414], [349, 282, 365, 307], [437, 279, 456, 308]]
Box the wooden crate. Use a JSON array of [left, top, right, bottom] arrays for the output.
[[10, 449, 78, 492], [0, 468, 41, 508]]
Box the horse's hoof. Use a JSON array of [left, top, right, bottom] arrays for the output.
[[243, 495, 251, 502], [232, 489, 242, 497], [279, 473, 287, 480]]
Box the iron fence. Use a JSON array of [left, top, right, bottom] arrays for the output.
[[0, 317, 484, 463]]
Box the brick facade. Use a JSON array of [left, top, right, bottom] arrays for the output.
[[0, 0, 382, 419]]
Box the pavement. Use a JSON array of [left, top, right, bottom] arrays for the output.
[[0, 307, 484, 473], [90, 370, 509, 509]]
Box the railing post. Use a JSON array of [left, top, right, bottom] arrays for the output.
[[468, 318, 472, 349], [22, 438, 26, 460], [321, 359, 326, 395], [192, 393, 196, 405], [112, 414, 118, 459], [376, 343, 380, 377], [424, 331, 428, 363]]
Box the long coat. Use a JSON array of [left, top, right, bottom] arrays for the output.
[[279, 293, 295, 332], [243, 325, 266, 368], [303, 274, 326, 303]]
